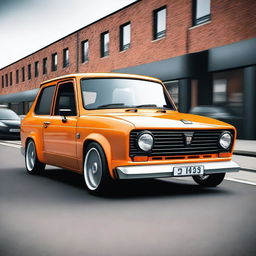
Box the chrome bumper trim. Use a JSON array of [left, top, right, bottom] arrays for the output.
[[116, 160, 240, 179]]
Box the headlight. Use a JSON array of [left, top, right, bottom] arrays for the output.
[[138, 132, 154, 151], [219, 132, 232, 149]]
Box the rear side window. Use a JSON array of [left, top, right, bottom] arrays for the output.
[[35, 85, 56, 115]]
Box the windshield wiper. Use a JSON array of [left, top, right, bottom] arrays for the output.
[[97, 103, 125, 109], [135, 104, 157, 108]]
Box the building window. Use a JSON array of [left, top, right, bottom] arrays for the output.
[[35, 61, 39, 77], [2, 75, 4, 88], [5, 74, 8, 87], [22, 67, 25, 81], [63, 48, 69, 68], [193, 0, 211, 26], [51, 53, 58, 71], [16, 70, 19, 84], [10, 72, 13, 86], [213, 70, 243, 109], [153, 6, 166, 40], [101, 31, 109, 57], [120, 22, 131, 51], [43, 58, 47, 74], [81, 40, 89, 63], [212, 69, 244, 136], [28, 64, 31, 80]]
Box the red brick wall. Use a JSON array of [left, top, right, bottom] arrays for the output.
[[0, 33, 77, 95], [0, 0, 255, 95], [188, 0, 256, 52], [78, 0, 190, 73]]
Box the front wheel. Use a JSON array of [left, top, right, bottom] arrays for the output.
[[25, 140, 45, 175], [192, 173, 225, 187], [83, 142, 112, 195]]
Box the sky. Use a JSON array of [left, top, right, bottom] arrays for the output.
[[0, 0, 137, 69]]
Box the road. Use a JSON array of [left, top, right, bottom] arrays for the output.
[[0, 141, 256, 256]]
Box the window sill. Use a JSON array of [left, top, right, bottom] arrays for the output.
[[120, 48, 130, 53], [152, 36, 166, 43], [189, 20, 211, 30]]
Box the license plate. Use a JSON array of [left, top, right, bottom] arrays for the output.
[[9, 128, 20, 133], [173, 166, 204, 176]]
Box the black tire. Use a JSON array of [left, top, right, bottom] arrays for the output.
[[83, 142, 112, 195], [25, 139, 45, 175], [192, 173, 225, 187]]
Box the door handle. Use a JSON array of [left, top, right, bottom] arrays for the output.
[[43, 121, 51, 128]]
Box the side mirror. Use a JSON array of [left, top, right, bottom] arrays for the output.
[[59, 108, 72, 123]]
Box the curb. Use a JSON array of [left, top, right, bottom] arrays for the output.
[[234, 151, 256, 157]]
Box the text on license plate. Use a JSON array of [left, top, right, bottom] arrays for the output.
[[9, 128, 20, 132], [173, 166, 204, 176]]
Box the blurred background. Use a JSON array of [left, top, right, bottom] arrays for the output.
[[0, 0, 255, 139]]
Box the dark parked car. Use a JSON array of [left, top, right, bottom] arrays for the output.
[[0, 108, 21, 139], [190, 105, 243, 138], [190, 105, 237, 119]]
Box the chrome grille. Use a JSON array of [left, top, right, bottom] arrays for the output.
[[130, 129, 234, 157]]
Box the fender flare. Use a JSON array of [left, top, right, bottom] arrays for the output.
[[83, 133, 114, 178], [25, 132, 45, 163]]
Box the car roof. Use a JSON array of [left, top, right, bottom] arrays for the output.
[[40, 73, 162, 87]]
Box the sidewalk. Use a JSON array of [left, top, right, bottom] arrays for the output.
[[234, 140, 256, 157]]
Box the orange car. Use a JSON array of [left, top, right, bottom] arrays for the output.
[[21, 73, 240, 194]]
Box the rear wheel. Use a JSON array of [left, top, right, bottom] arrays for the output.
[[84, 142, 112, 194], [25, 140, 45, 175], [192, 173, 225, 187]]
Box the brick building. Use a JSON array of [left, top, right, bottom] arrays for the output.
[[0, 0, 256, 139]]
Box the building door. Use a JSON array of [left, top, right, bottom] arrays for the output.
[[43, 80, 79, 170]]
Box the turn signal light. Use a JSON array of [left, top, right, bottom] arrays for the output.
[[133, 156, 148, 162], [219, 152, 232, 158]]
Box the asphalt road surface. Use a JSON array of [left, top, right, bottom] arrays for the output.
[[0, 142, 256, 256]]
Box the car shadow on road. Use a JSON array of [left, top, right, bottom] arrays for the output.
[[41, 168, 232, 200]]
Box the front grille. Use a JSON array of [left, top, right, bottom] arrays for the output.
[[130, 129, 234, 157]]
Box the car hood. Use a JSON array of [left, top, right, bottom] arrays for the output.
[[0, 120, 21, 127], [87, 111, 233, 129]]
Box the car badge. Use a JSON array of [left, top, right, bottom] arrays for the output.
[[180, 119, 193, 124], [184, 132, 194, 146]]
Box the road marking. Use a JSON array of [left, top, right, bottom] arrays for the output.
[[225, 178, 256, 186], [0, 142, 21, 148], [4, 140, 21, 145]]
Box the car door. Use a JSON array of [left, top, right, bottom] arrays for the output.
[[43, 80, 79, 171]]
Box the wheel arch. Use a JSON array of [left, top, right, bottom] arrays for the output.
[[82, 133, 114, 178], [25, 133, 45, 163]]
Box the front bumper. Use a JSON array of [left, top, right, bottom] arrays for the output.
[[0, 127, 20, 139], [116, 160, 240, 179]]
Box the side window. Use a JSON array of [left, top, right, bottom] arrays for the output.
[[35, 85, 56, 115], [55, 82, 77, 116]]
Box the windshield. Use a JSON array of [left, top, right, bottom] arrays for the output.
[[81, 78, 175, 110], [0, 109, 20, 120]]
